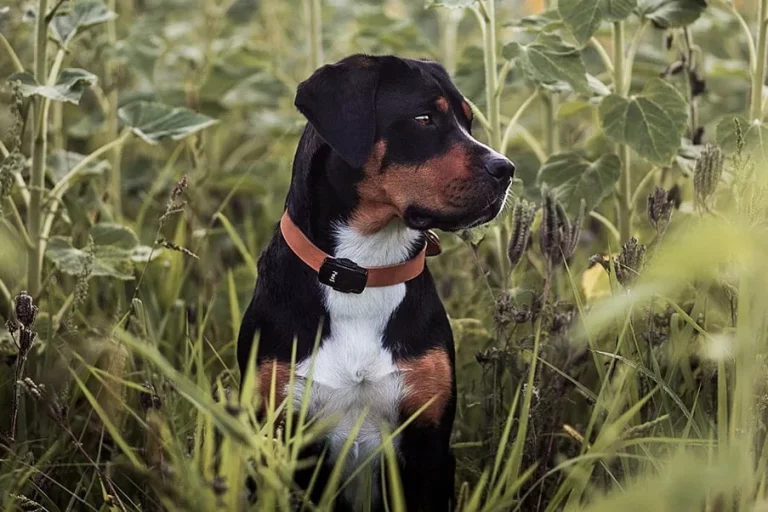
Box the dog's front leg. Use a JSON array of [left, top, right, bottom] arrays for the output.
[[397, 423, 456, 512]]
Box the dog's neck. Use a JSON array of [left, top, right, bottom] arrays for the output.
[[285, 125, 423, 266]]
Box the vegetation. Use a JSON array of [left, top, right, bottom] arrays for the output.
[[2, 0, 768, 510]]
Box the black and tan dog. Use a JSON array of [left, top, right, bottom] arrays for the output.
[[237, 54, 514, 511]]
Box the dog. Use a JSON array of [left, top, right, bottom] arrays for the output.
[[237, 54, 515, 511]]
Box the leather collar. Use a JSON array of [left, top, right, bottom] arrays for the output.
[[279, 211, 441, 293]]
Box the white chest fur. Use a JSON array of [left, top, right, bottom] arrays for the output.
[[292, 220, 420, 505]]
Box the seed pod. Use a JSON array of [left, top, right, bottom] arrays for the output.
[[539, 188, 561, 262], [539, 188, 585, 265], [14, 291, 37, 327], [139, 383, 162, 412], [0, 151, 24, 206], [689, 70, 706, 97], [735, 118, 746, 157], [507, 198, 536, 269], [694, 144, 724, 205], [615, 237, 646, 286], [562, 199, 586, 260], [555, 201, 572, 257], [647, 187, 674, 229], [170, 175, 188, 203]]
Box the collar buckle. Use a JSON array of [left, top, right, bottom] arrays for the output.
[[319, 257, 369, 294]]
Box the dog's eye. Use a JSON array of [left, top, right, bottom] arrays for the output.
[[414, 114, 433, 126]]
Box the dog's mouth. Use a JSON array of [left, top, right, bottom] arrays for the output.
[[404, 186, 510, 232]]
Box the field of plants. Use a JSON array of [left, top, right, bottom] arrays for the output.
[[2, 0, 768, 510]]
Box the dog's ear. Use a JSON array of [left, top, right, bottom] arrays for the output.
[[295, 56, 379, 169]]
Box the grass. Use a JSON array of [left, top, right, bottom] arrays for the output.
[[2, 0, 768, 510]]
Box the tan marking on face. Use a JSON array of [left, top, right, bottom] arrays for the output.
[[461, 100, 473, 123], [351, 141, 475, 234], [397, 348, 452, 425], [257, 359, 291, 410], [436, 97, 449, 113]]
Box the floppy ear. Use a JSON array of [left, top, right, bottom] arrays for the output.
[[294, 56, 379, 169]]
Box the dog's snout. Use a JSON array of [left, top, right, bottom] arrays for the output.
[[484, 157, 515, 180]]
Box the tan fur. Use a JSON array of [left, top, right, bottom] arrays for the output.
[[351, 141, 473, 234], [461, 100, 473, 123], [258, 359, 291, 410], [397, 349, 452, 425]]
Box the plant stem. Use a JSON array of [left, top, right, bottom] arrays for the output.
[[588, 211, 621, 243], [500, 88, 540, 154], [0, 33, 25, 73], [40, 131, 132, 258], [106, 0, 122, 221], [542, 92, 559, 155], [27, 0, 50, 298], [624, 20, 649, 91], [613, 20, 633, 242], [476, 0, 501, 150], [724, 2, 757, 73], [5, 198, 34, 250], [307, 0, 323, 72], [613, 22, 626, 97], [590, 37, 615, 74], [439, 8, 462, 76], [751, 0, 768, 120]]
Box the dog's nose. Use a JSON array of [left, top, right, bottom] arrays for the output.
[[484, 157, 515, 179]]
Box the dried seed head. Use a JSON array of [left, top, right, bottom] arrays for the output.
[[694, 144, 724, 205], [171, 175, 188, 203], [5, 80, 25, 151], [20, 377, 44, 401], [735, 117, 746, 158], [538, 189, 584, 265], [647, 186, 674, 229], [539, 188, 561, 261], [507, 198, 536, 269], [563, 199, 586, 260], [156, 237, 199, 259], [616, 237, 646, 286], [0, 151, 24, 207], [14, 291, 37, 327], [139, 383, 162, 412]]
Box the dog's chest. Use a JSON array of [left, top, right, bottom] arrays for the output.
[[291, 222, 420, 500], [294, 284, 405, 459]]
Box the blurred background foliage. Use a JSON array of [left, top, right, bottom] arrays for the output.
[[2, 0, 768, 510]]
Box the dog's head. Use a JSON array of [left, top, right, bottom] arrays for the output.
[[295, 54, 515, 234]]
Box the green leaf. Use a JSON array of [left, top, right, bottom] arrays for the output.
[[503, 34, 589, 93], [716, 115, 768, 160], [427, 0, 476, 8], [601, 0, 637, 21], [588, 74, 611, 96], [46, 224, 141, 280], [51, 0, 117, 45], [599, 78, 688, 165], [638, 0, 706, 28], [47, 150, 110, 182], [558, 0, 636, 45], [131, 245, 161, 263], [90, 223, 139, 249], [10, 69, 97, 104], [503, 10, 564, 33], [537, 152, 621, 214], [118, 101, 219, 144]]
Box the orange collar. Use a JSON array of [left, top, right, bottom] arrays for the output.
[[279, 212, 441, 294]]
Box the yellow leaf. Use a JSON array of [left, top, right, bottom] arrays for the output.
[[581, 260, 611, 302]]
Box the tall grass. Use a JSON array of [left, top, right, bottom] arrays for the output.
[[2, 0, 768, 511]]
